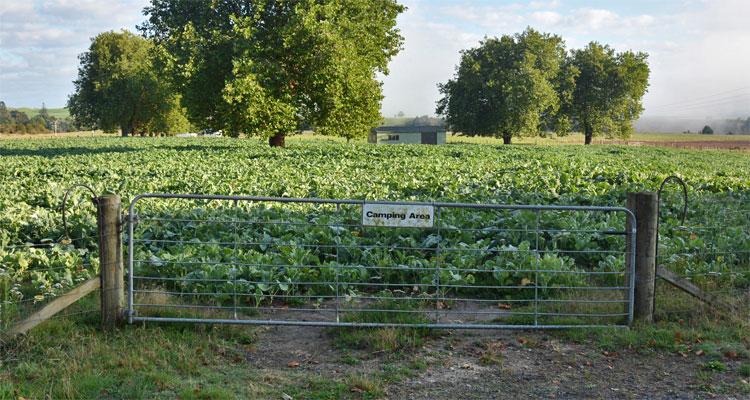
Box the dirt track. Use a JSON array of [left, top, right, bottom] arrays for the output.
[[246, 325, 748, 399]]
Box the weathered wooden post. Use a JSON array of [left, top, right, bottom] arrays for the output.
[[627, 192, 658, 323], [98, 194, 124, 328]]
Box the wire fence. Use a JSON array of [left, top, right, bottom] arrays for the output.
[[0, 288, 100, 362], [656, 191, 750, 320], [0, 234, 99, 334]]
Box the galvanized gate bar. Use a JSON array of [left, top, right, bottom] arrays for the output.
[[127, 193, 637, 328]]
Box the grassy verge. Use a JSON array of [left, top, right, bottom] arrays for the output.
[[329, 298, 439, 353], [0, 294, 428, 400]]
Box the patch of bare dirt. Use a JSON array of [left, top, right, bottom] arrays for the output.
[[241, 326, 748, 399]]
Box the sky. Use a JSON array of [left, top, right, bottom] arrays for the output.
[[1, 0, 748, 119]]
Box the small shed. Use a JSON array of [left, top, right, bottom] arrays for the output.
[[368, 125, 446, 145]]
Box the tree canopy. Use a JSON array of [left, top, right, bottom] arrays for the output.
[[436, 28, 565, 144], [140, 0, 405, 146], [0, 102, 49, 134], [67, 30, 186, 136], [438, 32, 650, 145], [562, 42, 650, 144]]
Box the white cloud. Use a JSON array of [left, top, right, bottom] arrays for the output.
[[1, 0, 748, 119], [529, 0, 560, 10], [530, 11, 563, 26], [0, 0, 148, 107], [438, 4, 525, 30]]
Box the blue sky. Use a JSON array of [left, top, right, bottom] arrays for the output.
[[1, 0, 748, 119]]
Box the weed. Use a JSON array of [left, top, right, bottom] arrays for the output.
[[330, 297, 437, 352], [703, 361, 727, 372]]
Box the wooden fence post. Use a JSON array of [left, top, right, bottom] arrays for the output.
[[627, 192, 658, 323], [98, 194, 124, 328]]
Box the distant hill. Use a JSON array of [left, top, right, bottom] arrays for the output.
[[10, 107, 70, 120], [636, 116, 750, 134]]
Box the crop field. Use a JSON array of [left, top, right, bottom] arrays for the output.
[[0, 136, 749, 398], [1, 136, 748, 318]]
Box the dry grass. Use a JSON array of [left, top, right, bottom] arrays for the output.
[[0, 131, 108, 140]]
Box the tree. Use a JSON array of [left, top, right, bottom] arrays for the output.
[[436, 28, 565, 144], [68, 30, 176, 136], [701, 125, 714, 135], [562, 42, 649, 144], [0, 101, 9, 124], [141, 0, 405, 146], [146, 95, 192, 135]]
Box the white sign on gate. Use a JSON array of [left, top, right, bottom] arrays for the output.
[[362, 203, 435, 228]]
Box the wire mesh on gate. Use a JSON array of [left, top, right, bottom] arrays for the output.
[[127, 194, 636, 329]]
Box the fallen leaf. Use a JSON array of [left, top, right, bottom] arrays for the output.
[[518, 337, 529, 345], [498, 303, 512, 310], [287, 361, 300, 368], [695, 349, 705, 356], [350, 387, 364, 393], [724, 351, 738, 359]]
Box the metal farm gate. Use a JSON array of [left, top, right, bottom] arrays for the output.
[[126, 194, 636, 329]]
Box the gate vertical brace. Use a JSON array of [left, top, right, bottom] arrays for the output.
[[335, 203, 341, 323], [98, 194, 124, 329], [534, 210, 541, 327], [232, 200, 239, 320], [127, 199, 135, 324], [434, 206, 442, 323], [627, 192, 658, 323]]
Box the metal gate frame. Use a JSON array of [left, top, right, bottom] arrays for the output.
[[127, 193, 637, 329]]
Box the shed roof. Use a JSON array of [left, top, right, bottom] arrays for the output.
[[372, 125, 445, 133]]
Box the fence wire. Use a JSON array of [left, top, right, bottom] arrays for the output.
[[127, 194, 636, 329], [656, 191, 750, 320], [0, 235, 99, 334]]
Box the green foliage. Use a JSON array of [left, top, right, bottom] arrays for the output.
[[703, 360, 727, 372], [562, 42, 650, 144], [141, 0, 405, 143], [702, 125, 714, 135], [67, 30, 187, 136], [0, 102, 49, 134], [0, 137, 748, 320], [437, 28, 565, 144]]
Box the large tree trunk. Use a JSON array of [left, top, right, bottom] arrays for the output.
[[502, 133, 511, 145], [269, 132, 286, 147], [121, 124, 132, 137], [584, 124, 593, 145]]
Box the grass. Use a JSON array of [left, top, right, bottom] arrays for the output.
[[0, 295, 383, 400], [330, 298, 438, 352], [10, 107, 70, 120]]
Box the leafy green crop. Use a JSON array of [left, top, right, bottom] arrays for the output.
[[0, 137, 747, 323]]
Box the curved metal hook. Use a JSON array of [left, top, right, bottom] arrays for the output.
[[657, 175, 688, 226], [61, 183, 99, 241]]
